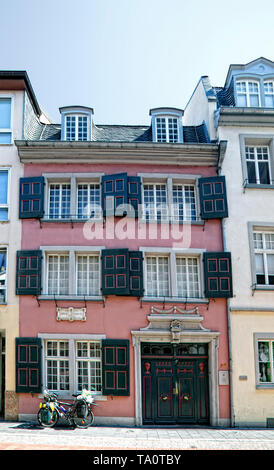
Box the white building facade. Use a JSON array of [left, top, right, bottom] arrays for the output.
[[184, 57, 274, 427]]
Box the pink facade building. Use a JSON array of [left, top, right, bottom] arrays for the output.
[[14, 103, 232, 426]]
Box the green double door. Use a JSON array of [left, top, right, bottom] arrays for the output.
[[141, 343, 209, 425]]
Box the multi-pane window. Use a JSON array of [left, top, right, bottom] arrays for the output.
[[155, 117, 179, 143], [146, 256, 170, 297], [172, 184, 197, 222], [264, 81, 274, 107], [245, 146, 271, 185], [65, 115, 88, 141], [47, 254, 70, 295], [0, 170, 9, 221], [236, 81, 260, 107], [0, 98, 12, 144], [45, 340, 70, 391], [176, 257, 200, 298], [76, 255, 100, 296], [0, 248, 7, 303], [253, 232, 274, 285], [48, 183, 71, 219], [143, 183, 168, 221], [257, 340, 274, 383], [77, 183, 101, 219], [76, 341, 102, 392]]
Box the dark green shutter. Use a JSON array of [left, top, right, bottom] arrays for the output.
[[127, 176, 142, 217], [101, 249, 130, 295], [16, 250, 42, 295], [129, 251, 143, 297], [203, 252, 233, 298], [199, 176, 228, 219], [101, 173, 128, 217], [102, 339, 130, 396], [16, 337, 42, 393], [19, 176, 44, 219]]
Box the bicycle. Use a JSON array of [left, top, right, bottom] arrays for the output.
[[37, 389, 97, 429]]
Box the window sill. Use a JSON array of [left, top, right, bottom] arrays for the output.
[[256, 383, 274, 389], [41, 218, 103, 223], [38, 392, 107, 401], [38, 295, 104, 302], [142, 296, 209, 304], [138, 218, 204, 225], [252, 285, 274, 292], [244, 183, 274, 190]]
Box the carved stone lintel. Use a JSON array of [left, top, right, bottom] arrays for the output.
[[151, 305, 199, 315], [56, 307, 86, 322]]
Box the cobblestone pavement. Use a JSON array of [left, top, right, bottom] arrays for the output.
[[0, 420, 274, 451]]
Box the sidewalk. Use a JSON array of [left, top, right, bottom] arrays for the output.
[[0, 420, 274, 450]]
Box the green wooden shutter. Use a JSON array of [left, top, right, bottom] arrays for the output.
[[16, 337, 42, 393], [101, 173, 128, 217], [19, 176, 44, 219], [127, 176, 142, 217], [199, 176, 228, 219], [101, 249, 130, 296], [102, 339, 130, 396], [129, 251, 143, 297], [16, 250, 42, 295], [203, 252, 233, 298]]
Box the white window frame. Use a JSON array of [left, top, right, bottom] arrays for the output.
[[139, 173, 200, 223], [236, 80, 260, 107], [0, 96, 12, 144], [264, 80, 274, 108], [141, 247, 205, 301], [76, 253, 100, 296], [245, 145, 272, 185], [75, 340, 102, 393], [253, 231, 274, 286], [46, 253, 70, 296], [39, 333, 106, 397], [64, 114, 89, 141], [43, 173, 104, 221], [254, 333, 274, 388], [155, 116, 179, 143], [77, 182, 101, 220], [0, 246, 7, 304], [48, 182, 71, 219], [0, 168, 10, 221], [41, 246, 104, 299]]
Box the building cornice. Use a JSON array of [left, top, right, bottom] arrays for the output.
[[15, 140, 220, 166], [216, 106, 274, 127]]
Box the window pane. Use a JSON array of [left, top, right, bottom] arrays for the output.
[[0, 248, 7, 303], [146, 256, 169, 297], [0, 171, 8, 205], [48, 254, 69, 295], [176, 257, 199, 298], [258, 162, 270, 184], [0, 98, 11, 128], [77, 255, 99, 296], [0, 133, 11, 144], [258, 341, 271, 382]]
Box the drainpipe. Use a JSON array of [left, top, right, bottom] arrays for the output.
[[218, 141, 235, 428]]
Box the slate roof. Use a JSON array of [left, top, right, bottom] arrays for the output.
[[31, 121, 210, 144], [201, 76, 235, 108]]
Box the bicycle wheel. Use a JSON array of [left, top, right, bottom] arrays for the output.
[[72, 408, 93, 428], [37, 407, 59, 428]]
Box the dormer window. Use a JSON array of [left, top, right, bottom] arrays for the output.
[[155, 116, 179, 143], [59, 106, 94, 142], [150, 107, 183, 143], [65, 115, 88, 141], [236, 80, 260, 107]]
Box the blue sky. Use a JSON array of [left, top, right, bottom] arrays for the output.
[[1, 0, 274, 124]]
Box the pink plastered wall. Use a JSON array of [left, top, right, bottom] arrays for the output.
[[19, 162, 229, 420]]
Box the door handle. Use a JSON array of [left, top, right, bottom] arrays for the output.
[[173, 381, 178, 395]]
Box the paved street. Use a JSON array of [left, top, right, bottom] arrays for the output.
[[0, 420, 274, 452]]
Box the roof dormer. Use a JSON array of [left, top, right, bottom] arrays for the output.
[[59, 106, 94, 141], [149, 107, 184, 143], [218, 57, 274, 109]]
